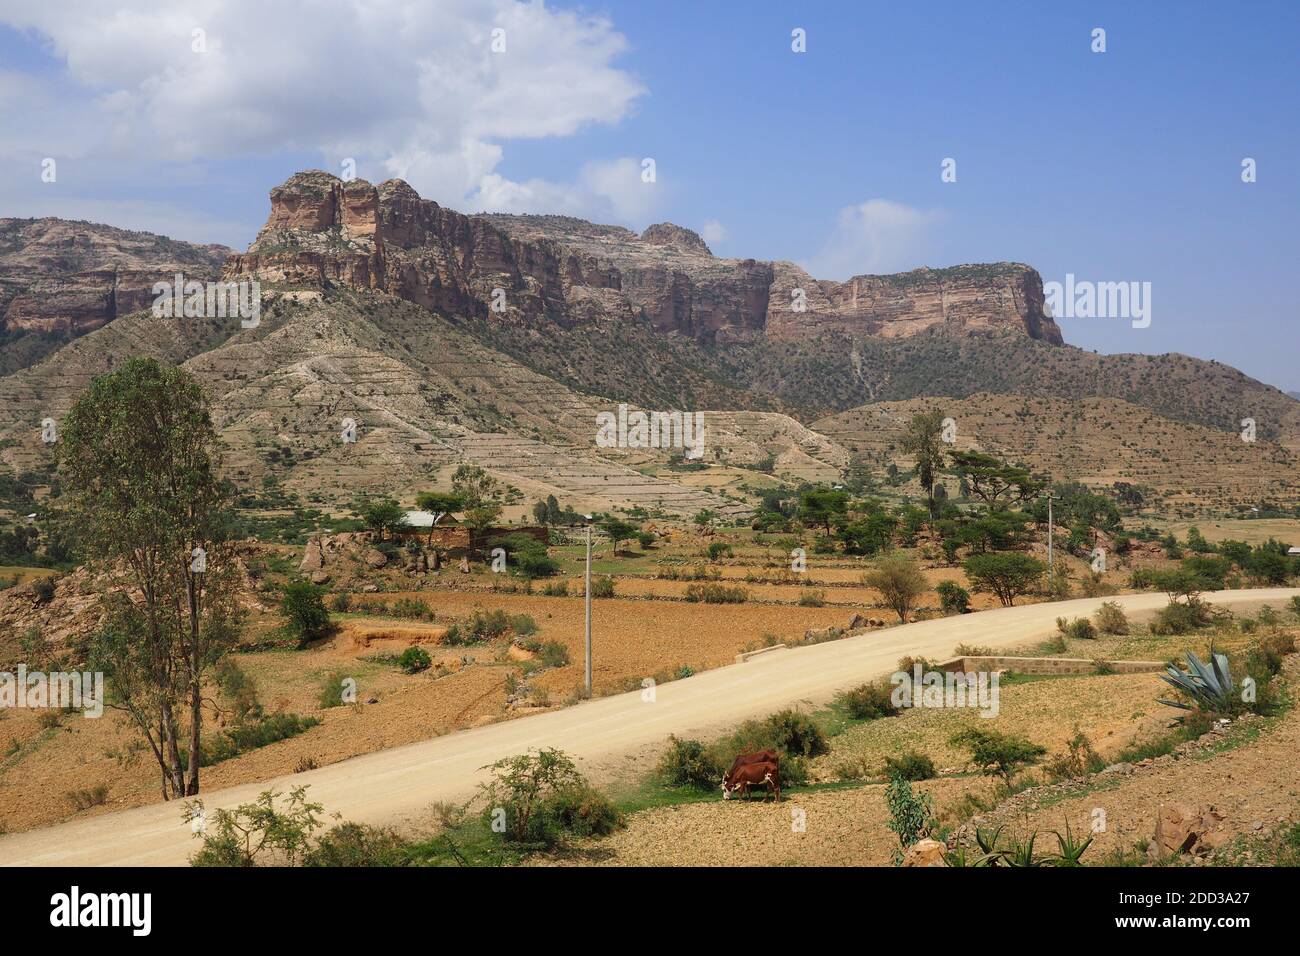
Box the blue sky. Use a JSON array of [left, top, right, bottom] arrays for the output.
[[1, 1, 1296, 390]]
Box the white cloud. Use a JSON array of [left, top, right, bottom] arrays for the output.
[[699, 219, 726, 246], [0, 0, 650, 220], [802, 199, 944, 279]]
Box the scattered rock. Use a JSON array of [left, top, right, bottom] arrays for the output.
[[1100, 762, 1134, 775]]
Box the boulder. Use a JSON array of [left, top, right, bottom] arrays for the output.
[[300, 539, 324, 573], [901, 839, 948, 867], [364, 548, 387, 569], [310, 570, 331, 585]]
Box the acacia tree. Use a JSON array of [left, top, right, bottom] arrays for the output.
[[963, 552, 1045, 607], [61, 358, 241, 798], [415, 490, 463, 554], [599, 516, 637, 556], [900, 410, 947, 519], [949, 451, 1043, 512]]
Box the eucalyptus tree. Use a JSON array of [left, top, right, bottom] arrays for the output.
[[61, 358, 241, 798]]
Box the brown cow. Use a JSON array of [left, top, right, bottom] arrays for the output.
[[726, 749, 778, 778], [722, 760, 781, 802]]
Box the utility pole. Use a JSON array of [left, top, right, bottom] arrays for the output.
[[583, 516, 593, 697]]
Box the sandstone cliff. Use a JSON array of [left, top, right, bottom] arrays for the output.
[[225, 170, 1063, 347]]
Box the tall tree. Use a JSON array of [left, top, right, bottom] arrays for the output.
[[900, 410, 946, 519], [451, 465, 503, 538], [62, 358, 241, 798]]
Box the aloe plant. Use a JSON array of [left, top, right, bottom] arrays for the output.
[[1050, 819, 1094, 866], [1157, 650, 1236, 714], [1003, 831, 1047, 867]]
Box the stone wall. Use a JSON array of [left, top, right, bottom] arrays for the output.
[[936, 655, 1167, 676]]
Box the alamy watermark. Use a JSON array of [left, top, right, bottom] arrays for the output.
[[596, 403, 706, 459], [1043, 273, 1151, 329], [152, 273, 261, 328], [1, 665, 104, 718], [890, 663, 1000, 718]]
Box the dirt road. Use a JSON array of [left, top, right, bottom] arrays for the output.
[[3, 588, 1294, 866]]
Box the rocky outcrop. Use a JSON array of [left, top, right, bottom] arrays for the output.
[[1149, 803, 1229, 860], [225, 170, 1065, 348], [640, 222, 711, 255], [0, 218, 231, 366], [765, 262, 1063, 344]]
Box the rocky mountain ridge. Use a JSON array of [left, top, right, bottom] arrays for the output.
[[0, 217, 230, 374]]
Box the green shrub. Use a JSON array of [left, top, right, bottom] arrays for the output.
[[444, 608, 536, 644], [196, 713, 321, 767], [476, 749, 621, 846], [187, 787, 324, 867], [749, 708, 827, 758], [683, 582, 748, 604], [936, 581, 971, 614], [797, 589, 826, 607], [397, 646, 432, 674], [392, 598, 433, 620], [532, 784, 624, 841], [835, 682, 899, 720], [1150, 600, 1210, 635], [66, 784, 109, 811], [491, 533, 560, 579], [1044, 727, 1105, 780], [329, 593, 352, 613], [1055, 616, 1097, 640], [590, 575, 615, 598], [883, 750, 936, 781], [1094, 600, 1128, 635], [541, 579, 569, 597], [706, 541, 733, 561], [949, 727, 1046, 783], [303, 822, 409, 866], [280, 580, 331, 646], [657, 735, 726, 790], [318, 672, 354, 709], [521, 639, 569, 669]]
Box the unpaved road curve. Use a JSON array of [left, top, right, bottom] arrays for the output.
[[3, 588, 1295, 866]]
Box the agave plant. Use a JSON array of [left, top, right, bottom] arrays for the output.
[[1158, 650, 1236, 715]]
